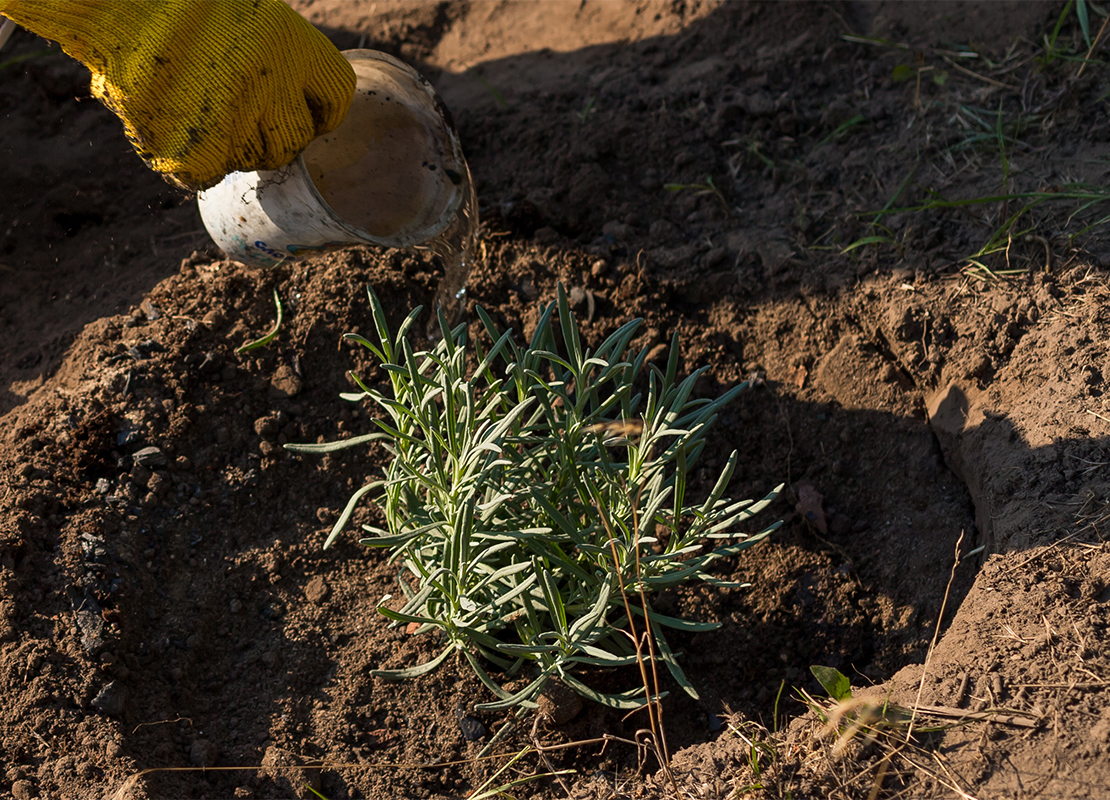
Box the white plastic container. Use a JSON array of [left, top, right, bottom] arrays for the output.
[[198, 50, 471, 268]]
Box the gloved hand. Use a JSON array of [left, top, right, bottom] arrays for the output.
[[0, 0, 356, 190]]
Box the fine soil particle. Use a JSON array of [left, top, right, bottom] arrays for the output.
[[2, 2, 1109, 798]]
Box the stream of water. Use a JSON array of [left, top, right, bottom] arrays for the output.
[[426, 160, 479, 336]]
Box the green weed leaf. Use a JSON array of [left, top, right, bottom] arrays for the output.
[[236, 289, 283, 353], [810, 665, 852, 701], [891, 63, 916, 82]]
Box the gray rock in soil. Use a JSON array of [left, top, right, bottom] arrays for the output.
[[69, 589, 105, 655], [91, 680, 127, 716], [132, 446, 167, 467], [455, 703, 487, 741]]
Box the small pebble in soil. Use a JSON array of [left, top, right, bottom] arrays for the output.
[[202, 309, 225, 329], [147, 472, 169, 495], [537, 680, 584, 725], [254, 414, 281, 438], [704, 247, 728, 268], [305, 575, 329, 605], [455, 703, 487, 741], [132, 446, 167, 467], [130, 464, 152, 487], [269, 365, 302, 399], [74, 607, 105, 654], [91, 680, 127, 716], [10, 779, 36, 800]]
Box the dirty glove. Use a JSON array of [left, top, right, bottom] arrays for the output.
[[0, 0, 356, 190]]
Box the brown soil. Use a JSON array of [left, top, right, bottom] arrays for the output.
[[2, 2, 1109, 798]]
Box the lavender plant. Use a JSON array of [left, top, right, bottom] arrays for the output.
[[288, 285, 780, 710]]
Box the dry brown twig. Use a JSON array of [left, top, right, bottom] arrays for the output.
[[595, 485, 683, 797], [908, 529, 965, 740]]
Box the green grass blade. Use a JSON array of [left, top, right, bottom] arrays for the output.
[[235, 289, 283, 353]]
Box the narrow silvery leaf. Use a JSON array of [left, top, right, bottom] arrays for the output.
[[321, 481, 383, 549], [594, 318, 642, 363], [653, 626, 699, 700], [284, 432, 387, 455], [370, 644, 452, 680], [474, 675, 547, 711], [560, 673, 652, 710]]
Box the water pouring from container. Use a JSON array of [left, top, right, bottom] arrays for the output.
[[198, 50, 478, 320]]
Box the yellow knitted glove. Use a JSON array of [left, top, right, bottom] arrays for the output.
[[0, 0, 355, 190]]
